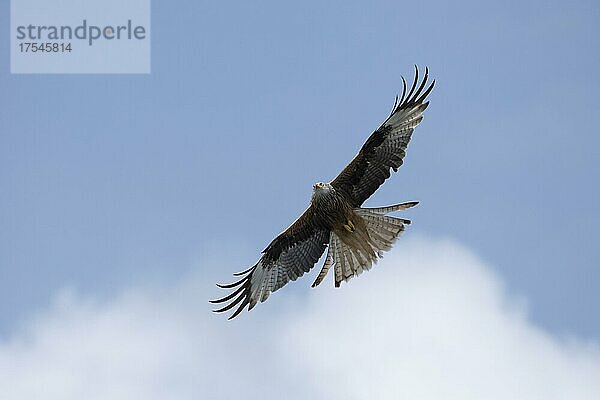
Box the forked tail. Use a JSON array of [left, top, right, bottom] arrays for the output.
[[311, 201, 418, 287]]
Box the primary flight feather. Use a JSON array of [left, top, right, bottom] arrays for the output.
[[211, 66, 435, 319]]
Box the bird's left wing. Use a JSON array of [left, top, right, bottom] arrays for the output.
[[331, 66, 435, 207], [211, 205, 330, 319]]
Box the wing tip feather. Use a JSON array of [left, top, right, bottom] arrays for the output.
[[396, 66, 434, 109], [210, 264, 257, 319]]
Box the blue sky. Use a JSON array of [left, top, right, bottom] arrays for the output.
[[1, 1, 599, 395]]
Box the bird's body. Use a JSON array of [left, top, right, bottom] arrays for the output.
[[310, 183, 354, 231], [211, 67, 435, 319]]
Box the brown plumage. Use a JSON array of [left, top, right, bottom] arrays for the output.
[[211, 66, 435, 319]]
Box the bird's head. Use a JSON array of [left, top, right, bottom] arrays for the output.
[[312, 182, 333, 194]]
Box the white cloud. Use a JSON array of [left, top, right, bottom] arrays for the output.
[[1, 237, 599, 399]]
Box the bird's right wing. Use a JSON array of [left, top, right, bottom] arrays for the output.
[[210, 205, 330, 319]]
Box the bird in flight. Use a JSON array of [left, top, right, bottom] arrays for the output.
[[211, 66, 435, 319]]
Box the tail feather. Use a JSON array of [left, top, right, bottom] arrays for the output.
[[343, 242, 355, 280], [332, 237, 343, 287], [312, 203, 417, 288], [311, 237, 334, 287], [362, 201, 418, 215], [336, 236, 351, 286]]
